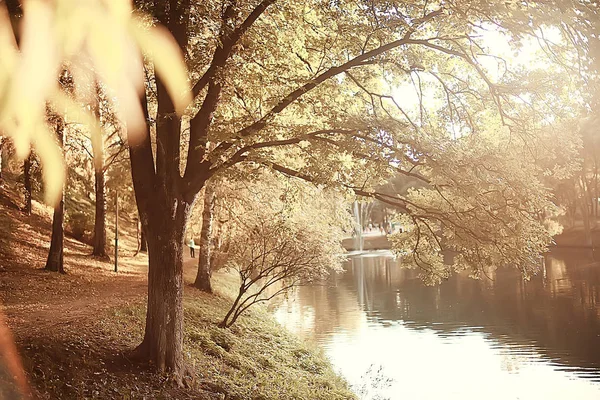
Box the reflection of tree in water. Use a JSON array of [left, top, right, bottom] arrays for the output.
[[498, 347, 526, 374], [275, 277, 366, 343], [353, 364, 393, 400], [339, 250, 600, 374]]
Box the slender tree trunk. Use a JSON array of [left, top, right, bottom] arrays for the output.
[[45, 196, 65, 273], [45, 118, 65, 273], [91, 84, 108, 258], [578, 177, 593, 247], [194, 182, 215, 292], [23, 154, 32, 215], [91, 148, 108, 258], [220, 286, 245, 328], [134, 219, 149, 255]]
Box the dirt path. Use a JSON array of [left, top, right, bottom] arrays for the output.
[[5, 255, 200, 338], [0, 183, 150, 336]]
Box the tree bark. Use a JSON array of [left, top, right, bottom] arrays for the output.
[[45, 118, 65, 273], [23, 154, 32, 215], [134, 200, 192, 377], [194, 181, 216, 292]]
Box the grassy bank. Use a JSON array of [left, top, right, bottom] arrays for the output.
[[106, 273, 356, 400]]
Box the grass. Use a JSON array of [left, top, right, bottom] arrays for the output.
[[0, 177, 356, 399], [92, 270, 356, 400]]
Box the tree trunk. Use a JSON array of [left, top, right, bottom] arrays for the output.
[[23, 154, 32, 215], [45, 195, 65, 273], [194, 182, 215, 292], [579, 177, 593, 247], [45, 118, 65, 273], [91, 154, 108, 258], [135, 201, 191, 377], [135, 219, 149, 255], [91, 84, 108, 258], [129, 81, 204, 380]]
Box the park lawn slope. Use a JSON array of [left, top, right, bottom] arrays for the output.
[[108, 278, 355, 400]]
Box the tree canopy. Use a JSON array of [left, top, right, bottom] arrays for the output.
[[159, 0, 594, 282]]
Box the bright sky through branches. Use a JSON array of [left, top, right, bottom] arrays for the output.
[[390, 23, 574, 134]]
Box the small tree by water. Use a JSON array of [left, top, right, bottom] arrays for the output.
[[219, 174, 348, 328]]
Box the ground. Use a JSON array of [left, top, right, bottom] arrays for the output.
[[0, 181, 355, 400]]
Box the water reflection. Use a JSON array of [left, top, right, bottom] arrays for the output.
[[274, 249, 600, 399]]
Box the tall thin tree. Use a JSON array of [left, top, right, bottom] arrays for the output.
[[45, 115, 65, 274], [194, 180, 215, 292], [91, 85, 108, 259]]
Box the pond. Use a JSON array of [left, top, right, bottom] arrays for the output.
[[274, 248, 600, 399]]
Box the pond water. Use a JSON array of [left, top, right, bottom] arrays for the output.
[[274, 248, 600, 400]]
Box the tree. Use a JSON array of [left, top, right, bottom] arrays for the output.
[[0, 0, 192, 385], [193, 179, 216, 292], [91, 86, 108, 258], [0, 0, 594, 381], [89, 86, 128, 259], [44, 113, 66, 274], [217, 171, 348, 328], [125, 0, 596, 377]]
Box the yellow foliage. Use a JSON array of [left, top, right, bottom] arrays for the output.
[[0, 0, 190, 206]]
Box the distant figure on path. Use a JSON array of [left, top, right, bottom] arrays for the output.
[[189, 238, 195, 258]]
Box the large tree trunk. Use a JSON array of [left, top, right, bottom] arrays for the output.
[[194, 181, 215, 292], [45, 118, 65, 273], [136, 202, 190, 376], [23, 154, 32, 215], [129, 78, 205, 380]]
